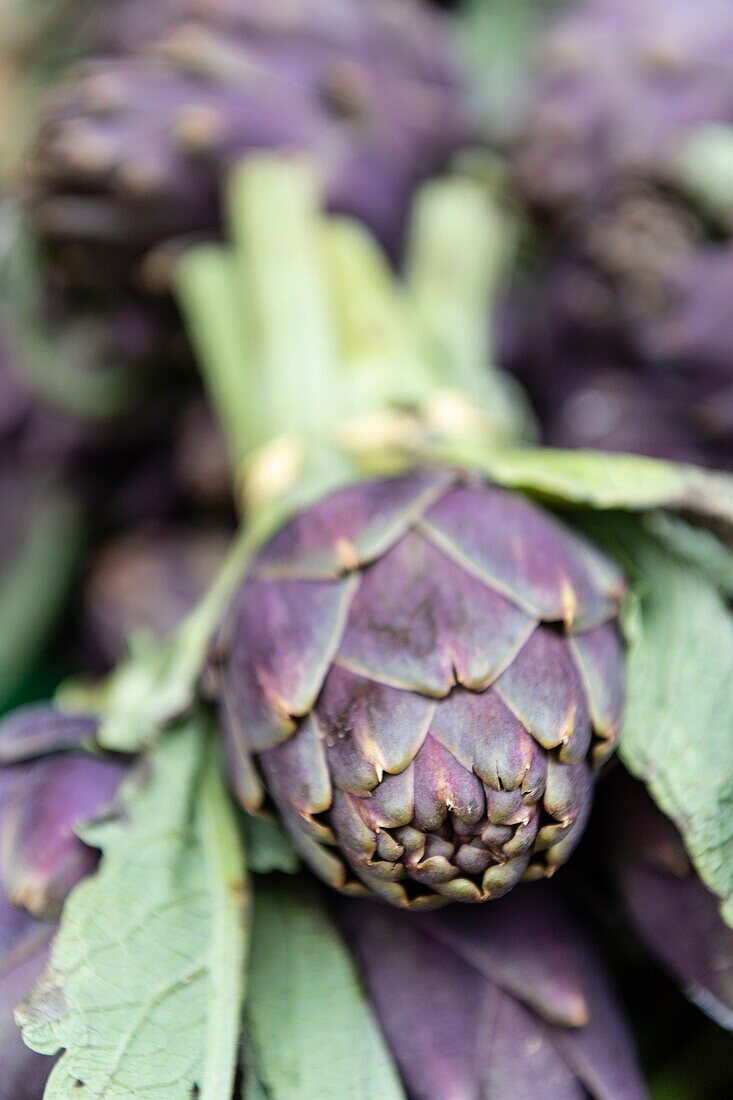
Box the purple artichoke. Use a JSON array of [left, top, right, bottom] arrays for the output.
[[504, 0, 733, 469], [604, 776, 733, 1030], [0, 704, 129, 1097], [221, 469, 626, 909], [0, 889, 55, 1100], [337, 883, 647, 1099], [0, 705, 128, 920], [27, 0, 466, 291], [500, 247, 733, 467], [514, 0, 733, 214], [83, 525, 229, 667]]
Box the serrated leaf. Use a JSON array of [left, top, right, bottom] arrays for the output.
[[243, 877, 405, 1100], [243, 814, 299, 875], [17, 718, 249, 1099], [602, 522, 733, 927]]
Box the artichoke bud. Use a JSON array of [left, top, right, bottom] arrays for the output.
[[0, 886, 55, 1100], [28, 0, 466, 269], [220, 468, 626, 909], [0, 705, 128, 920]]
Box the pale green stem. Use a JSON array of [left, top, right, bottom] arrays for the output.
[[405, 169, 535, 443], [405, 172, 510, 399], [175, 245, 255, 471], [226, 157, 343, 443], [320, 216, 439, 415]]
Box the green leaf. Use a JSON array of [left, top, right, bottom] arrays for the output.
[[243, 877, 405, 1100], [602, 521, 733, 926], [645, 513, 733, 598], [243, 814, 299, 876], [432, 444, 733, 535], [17, 718, 250, 1099], [0, 487, 82, 710]]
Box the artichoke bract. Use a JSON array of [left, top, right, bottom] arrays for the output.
[[0, 888, 55, 1100], [221, 469, 626, 909], [338, 884, 647, 1099], [0, 704, 128, 1096], [28, 0, 466, 287], [604, 776, 733, 1029], [0, 705, 128, 920]]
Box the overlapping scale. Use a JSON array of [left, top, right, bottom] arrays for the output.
[[420, 483, 625, 631], [315, 665, 434, 795], [494, 627, 592, 764], [258, 715, 332, 821], [225, 573, 357, 752], [255, 470, 452, 580], [222, 471, 627, 907], [569, 622, 626, 757], [337, 531, 535, 696], [429, 688, 546, 797]]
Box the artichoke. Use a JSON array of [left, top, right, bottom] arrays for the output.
[[337, 883, 647, 1099], [603, 775, 733, 1029], [221, 469, 626, 909], [513, 0, 733, 214], [0, 888, 54, 1100], [0, 705, 128, 920], [500, 247, 733, 467], [505, 0, 733, 468], [0, 704, 128, 1097], [27, 0, 466, 292], [83, 525, 229, 667], [0, 333, 83, 708]]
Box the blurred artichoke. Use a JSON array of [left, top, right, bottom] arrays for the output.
[[0, 888, 54, 1100], [513, 0, 733, 214], [500, 246, 733, 467], [221, 469, 626, 909], [604, 775, 733, 1030], [0, 703, 128, 1097], [27, 0, 466, 296], [83, 524, 229, 667], [338, 883, 647, 1099], [505, 0, 733, 468], [0, 704, 127, 920], [0, 333, 83, 708]]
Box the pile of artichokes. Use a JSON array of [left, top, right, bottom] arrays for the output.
[[0, 2, 732, 1098]]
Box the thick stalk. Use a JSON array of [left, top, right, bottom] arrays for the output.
[[320, 217, 439, 416], [405, 169, 533, 443], [178, 158, 347, 479], [227, 157, 343, 444], [175, 246, 254, 471]]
